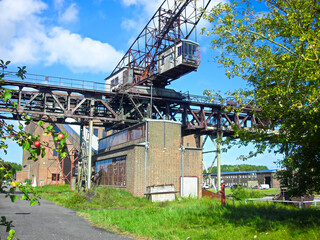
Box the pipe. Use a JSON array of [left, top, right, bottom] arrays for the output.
[[144, 121, 149, 193], [217, 131, 222, 191], [181, 145, 185, 197]]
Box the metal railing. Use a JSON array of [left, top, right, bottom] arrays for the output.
[[3, 71, 109, 92], [181, 91, 252, 107], [2, 71, 253, 107], [245, 198, 320, 209]]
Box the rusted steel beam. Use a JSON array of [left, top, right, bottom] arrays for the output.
[[0, 79, 261, 134]]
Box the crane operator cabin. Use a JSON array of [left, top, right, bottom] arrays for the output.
[[105, 39, 200, 92]]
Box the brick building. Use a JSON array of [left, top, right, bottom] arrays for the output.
[[16, 122, 104, 186], [93, 120, 203, 198], [17, 120, 203, 199], [203, 169, 280, 189]]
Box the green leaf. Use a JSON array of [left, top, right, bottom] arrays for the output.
[[20, 194, 27, 200], [22, 140, 31, 151], [30, 200, 38, 206], [60, 152, 67, 158], [8, 229, 15, 238], [38, 121, 44, 127], [41, 148, 46, 158], [3, 92, 12, 101], [47, 125, 53, 131], [10, 195, 18, 202]]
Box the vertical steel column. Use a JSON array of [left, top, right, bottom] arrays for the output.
[[87, 99, 94, 189], [217, 131, 222, 191], [77, 125, 83, 192], [87, 120, 93, 189]]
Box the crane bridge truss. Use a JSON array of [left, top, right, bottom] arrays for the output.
[[0, 72, 264, 137]]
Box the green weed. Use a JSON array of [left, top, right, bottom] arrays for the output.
[[231, 186, 265, 199], [37, 185, 320, 240]]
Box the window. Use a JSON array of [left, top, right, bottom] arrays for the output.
[[99, 124, 145, 151], [95, 156, 126, 187], [178, 46, 182, 56], [53, 149, 58, 157], [102, 129, 108, 138], [111, 77, 118, 88], [161, 56, 165, 65], [52, 173, 60, 181], [93, 128, 99, 137], [54, 125, 61, 133]]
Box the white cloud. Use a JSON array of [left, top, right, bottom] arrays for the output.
[[44, 27, 123, 73], [58, 3, 79, 24], [120, 0, 162, 34], [0, 0, 123, 74], [121, 0, 161, 13], [120, 0, 227, 36], [121, 18, 139, 31], [54, 0, 64, 10], [0, 0, 47, 63]]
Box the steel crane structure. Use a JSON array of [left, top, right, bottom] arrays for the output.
[[106, 0, 212, 90], [0, 0, 264, 191]]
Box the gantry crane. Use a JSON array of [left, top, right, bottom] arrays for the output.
[[105, 0, 212, 92]]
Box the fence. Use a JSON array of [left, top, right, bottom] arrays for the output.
[[245, 198, 320, 209]]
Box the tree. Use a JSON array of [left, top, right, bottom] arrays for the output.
[[202, 0, 320, 196], [206, 164, 268, 173], [0, 60, 68, 239], [0, 161, 22, 173]]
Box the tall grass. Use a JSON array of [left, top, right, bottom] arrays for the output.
[[231, 186, 265, 199], [83, 198, 320, 239], [37, 185, 320, 240]]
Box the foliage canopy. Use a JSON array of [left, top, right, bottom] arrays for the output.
[[0, 60, 68, 239], [202, 0, 320, 196], [205, 164, 268, 173]]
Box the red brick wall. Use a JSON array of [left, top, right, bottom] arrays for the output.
[[23, 122, 79, 186]]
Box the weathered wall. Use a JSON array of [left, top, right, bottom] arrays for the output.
[[22, 122, 79, 186], [94, 120, 203, 198]]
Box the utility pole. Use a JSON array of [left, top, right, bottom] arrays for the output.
[[216, 131, 223, 191]]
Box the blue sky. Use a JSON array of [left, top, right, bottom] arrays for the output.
[[0, 0, 280, 169]]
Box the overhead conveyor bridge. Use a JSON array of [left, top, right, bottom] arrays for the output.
[[0, 71, 263, 137]]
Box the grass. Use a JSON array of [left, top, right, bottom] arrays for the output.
[[35, 185, 320, 240], [214, 187, 279, 197]]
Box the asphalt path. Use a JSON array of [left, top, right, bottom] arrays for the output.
[[0, 192, 134, 240]]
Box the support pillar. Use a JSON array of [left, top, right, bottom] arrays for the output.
[[87, 120, 93, 189], [216, 131, 223, 191], [77, 125, 84, 192]]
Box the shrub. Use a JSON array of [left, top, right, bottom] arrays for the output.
[[24, 179, 32, 186], [67, 192, 86, 207], [231, 186, 264, 200]]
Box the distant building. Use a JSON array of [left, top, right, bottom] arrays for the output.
[[203, 169, 280, 189], [16, 122, 105, 186]]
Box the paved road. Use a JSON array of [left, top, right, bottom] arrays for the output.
[[0, 192, 134, 240]]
